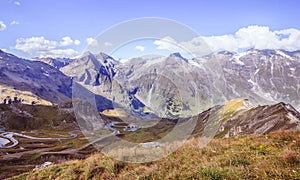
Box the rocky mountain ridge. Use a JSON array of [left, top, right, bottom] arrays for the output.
[[63, 48, 300, 118], [1, 48, 300, 119], [195, 98, 300, 138], [0, 50, 72, 104]]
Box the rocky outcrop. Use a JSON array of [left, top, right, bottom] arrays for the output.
[[0, 50, 72, 104]]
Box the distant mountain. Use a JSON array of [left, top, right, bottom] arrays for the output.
[[196, 49, 300, 111], [32, 57, 74, 70], [1, 48, 299, 116], [113, 49, 300, 118], [112, 52, 212, 118], [61, 51, 117, 93], [0, 50, 72, 104], [61, 49, 300, 118]]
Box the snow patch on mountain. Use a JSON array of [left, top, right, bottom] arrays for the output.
[[275, 50, 295, 61], [287, 112, 300, 123]]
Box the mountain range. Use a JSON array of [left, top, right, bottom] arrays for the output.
[[1, 48, 300, 115], [1, 49, 300, 179], [0, 50, 72, 105], [59, 48, 300, 119]]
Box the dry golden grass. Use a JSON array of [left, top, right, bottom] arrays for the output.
[[0, 85, 52, 106], [101, 108, 130, 117], [10, 130, 300, 180]]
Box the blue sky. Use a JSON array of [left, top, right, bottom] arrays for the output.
[[1, 0, 300, 59]]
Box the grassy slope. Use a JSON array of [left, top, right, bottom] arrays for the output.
[[11, 130, 300, 180], [0, 104, 93, 179], [0, 104, 76, 131], [0, 85, 52, 106]]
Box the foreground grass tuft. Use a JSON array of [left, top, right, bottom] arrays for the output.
[[9, 130, 300, 180]]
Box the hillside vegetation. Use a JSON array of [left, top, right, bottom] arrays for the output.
[[11, 130, 300, 180]]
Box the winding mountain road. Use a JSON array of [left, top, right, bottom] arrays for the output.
[[0, 130, 80, 149]]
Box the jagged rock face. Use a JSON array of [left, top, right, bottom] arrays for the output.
[[94, 53, 117, 86], [62, 52, 212, 118], [61, 52, 117, 94], [113, 53, 212, 118], [221, 102, 300, 136], [61, 49, 300, 118], [231, 102, 300, 134], [193, 99, 300, 138], [0, 50, 72, 103], [197, 49, 300, 110], [114, 49, 300, 118]]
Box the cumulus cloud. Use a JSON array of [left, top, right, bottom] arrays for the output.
[[14, 36, 80, 58], [10, 21, 19, 25], [0, 21, 6, 31], [14, 1, 21, 5], [60, 36, 80, 46], [104, 41, 113, 47], [154, 36, 182, 51], [202, 35, 237, 52], [86, 37, 98, 46], [135, 45, 145, 52], [154, 26, 300, 55], [15, 37, 57, 53], [74, 39, 80, 45], [154, 36, 210, 56]]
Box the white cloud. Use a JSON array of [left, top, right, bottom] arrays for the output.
[[135, 45, 145, 52], [234, 26, 279, 50], [60, 36, 80, 46], [74, 39, 80, 45], [153, 36, 210, 56], [154, 36, 182, 51], [10, 21, 19, 25], [14, 1, 21, 5], [273, 28, 300, 50], [60, 36, 73, 46], [0, 21, 6, 31], [202, 35, 238, 52], [15, 36, 57, 53], [86, 37, 98, 46], [104, 41, 113, 47], [14, 36, 79, 58], [154, 26, 300, 55]]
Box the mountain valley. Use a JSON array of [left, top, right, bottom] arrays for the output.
[[0, 48, 300, 179]]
